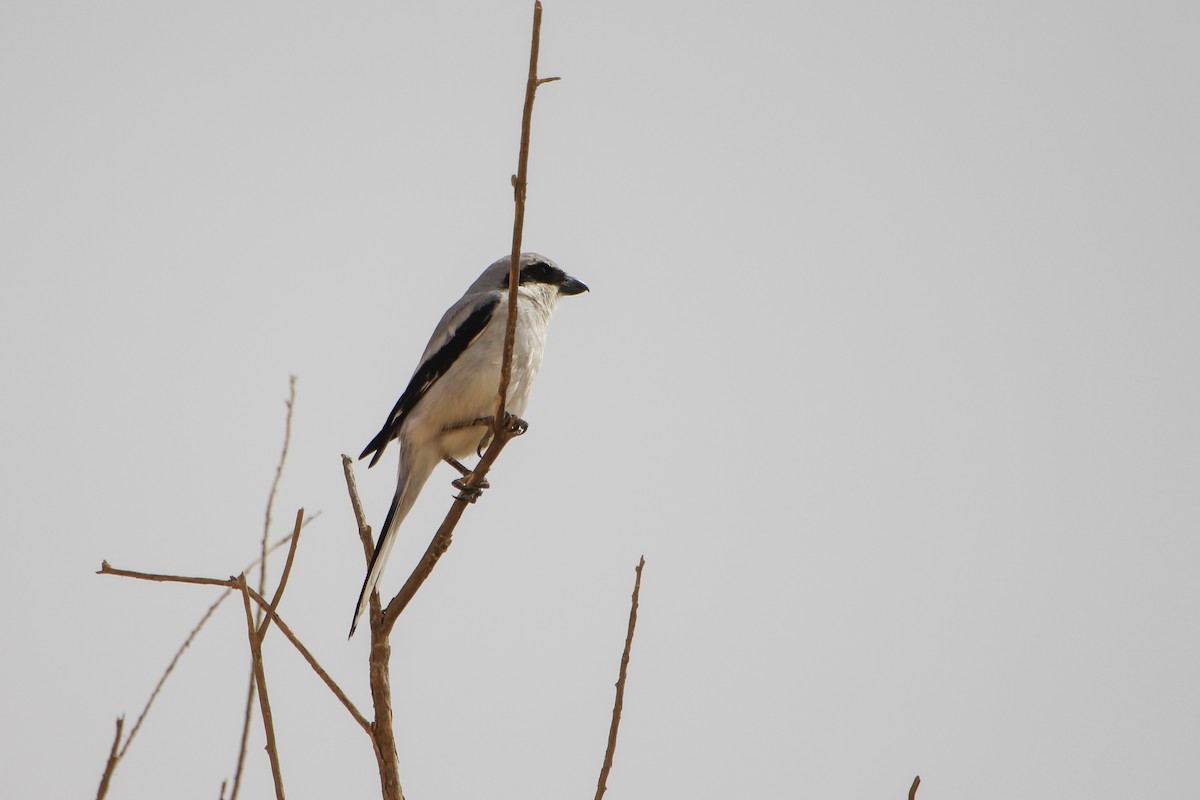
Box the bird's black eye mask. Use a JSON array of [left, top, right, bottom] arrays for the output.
[[500, 260, 565, 289]]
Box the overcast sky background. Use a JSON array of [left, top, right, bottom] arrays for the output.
[[3, 1, 1198, 798]]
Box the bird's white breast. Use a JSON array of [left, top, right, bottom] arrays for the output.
[[401, 284, 558, 460]]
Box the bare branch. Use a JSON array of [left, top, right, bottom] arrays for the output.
[[378, 419, 524, 635], [97, 562, 234, 588], [351, 7, 554, 800], [236, 575, 286, 800], [100, 559, 371, 738], [909, 775, 921, 800], [261, 375, 298, 603], [378, 2, 553, 635], [595, 557, 645, 800], [95, 716, 124, 800], [258, 509, 303, 639], [342, 454, 386, 643], [235, 376, 296, 799], [119, 594, 224, 760], [249, 513, 319, 574], [98, 511, 320, 781], [229, 653, 257, 799], [246, 586, 374, 737], [494, 0, 553, 436], [341, 454, 374, 564], [366, 619, 404, 800]]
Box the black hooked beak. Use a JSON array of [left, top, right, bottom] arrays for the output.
[[559, 275, 589, 296]]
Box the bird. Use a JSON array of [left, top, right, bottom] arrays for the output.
[[349, 252, 588, 636]]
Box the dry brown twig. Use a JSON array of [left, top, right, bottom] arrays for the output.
[[369, 0, 557, 639], [258, 509, 303, 639], [96, 560, 371, 736], [495, 0, 557, 438], [98, 9, 627, 800], [909, 775, 921, 799], [111, 511, 320, 767], [261, 375, 297, 606], [95, 503, 377, 800], [595, 557, 645, 800], [338, 7, 558, 799], [236, 573, 286, 800], [95, 716, 124, 800], [233, 375, 298, 800]]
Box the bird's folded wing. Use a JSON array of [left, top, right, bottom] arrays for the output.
[[359, 296, 500, 467]]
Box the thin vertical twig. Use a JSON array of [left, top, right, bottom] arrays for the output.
[[348, 6, 555, 800], [258, 509, 303, 639], [341, 454, 375, 563], [233, 376, 297, 800], [94, 716, 124, 800], [495, 0, 556, 436], [261, 375, 298, 604], [378, 0, 556, 637], [909, 775, 921, 800], [237, 575, 286, 800], [595, 557, 645, 800]]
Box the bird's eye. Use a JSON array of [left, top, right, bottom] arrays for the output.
[[519, 261, 562, 286]]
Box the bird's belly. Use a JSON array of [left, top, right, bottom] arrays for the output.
[[400, 304, 546, 460]]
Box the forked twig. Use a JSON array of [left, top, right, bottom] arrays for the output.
[[595, 557, 645, 800], [258, 509, 304, 639], [98, 561, 371, 736], [236, 575, 285, 800], [94, 511, 320, 796]]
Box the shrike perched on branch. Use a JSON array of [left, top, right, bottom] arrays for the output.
[[350, 253, 588, 636]]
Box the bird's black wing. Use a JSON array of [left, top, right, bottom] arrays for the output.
[[359, 297, 499, 468]]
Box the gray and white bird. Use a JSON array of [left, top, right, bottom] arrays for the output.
[[350, 253, 588, 636]]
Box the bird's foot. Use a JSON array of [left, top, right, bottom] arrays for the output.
[[503, 414, 529, 436], [453, 478, 488, 503], [451, 475, 490, 492], [446, 456, 489, 501]]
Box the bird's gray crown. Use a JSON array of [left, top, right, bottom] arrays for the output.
[[468, 253, 587, 296]]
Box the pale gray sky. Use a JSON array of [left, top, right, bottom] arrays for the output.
[[3, 2, 1198, 798]]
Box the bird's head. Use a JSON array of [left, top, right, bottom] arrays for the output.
[[472, 253, 588, 300], [505, 253, 588, 298]]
